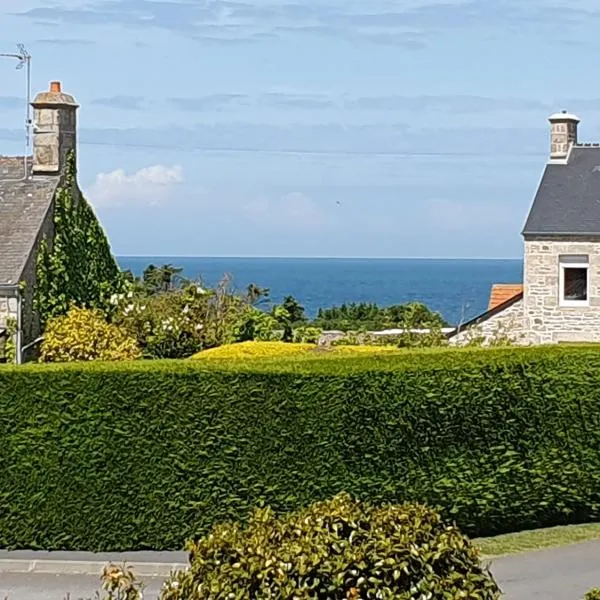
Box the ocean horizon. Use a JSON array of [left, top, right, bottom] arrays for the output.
[[117, 256, 524, 326]]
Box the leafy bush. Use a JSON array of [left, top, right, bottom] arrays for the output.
[[161, 493, 500, 599], [231, 306, 281, 342], [314, 301, 447, 331], [584, 590, 600, 600], [4, 346, 600, 550], [39, 306, 140, 362], [293, 325, 322, 343], [191, 341, 401, 360], [191, 341, 315, 359], [112, 278, 248, 358]]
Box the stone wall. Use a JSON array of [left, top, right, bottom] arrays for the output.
[[0, 192, 55, 361], [0, 295, 18, 329], [524, 235, 600, 344], [450, 298, 526, 346]]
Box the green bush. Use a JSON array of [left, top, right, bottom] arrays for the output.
[[3, 346, 600, 550], [584, 590, 600, 600], [161, 493, 500, 599]]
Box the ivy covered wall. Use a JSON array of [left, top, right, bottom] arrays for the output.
[[34, 151, 125, 326]]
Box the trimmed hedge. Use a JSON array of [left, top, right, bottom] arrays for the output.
[[2, 346, 600, 550]]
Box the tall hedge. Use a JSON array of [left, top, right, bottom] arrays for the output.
[[1, 346, 600, 550]]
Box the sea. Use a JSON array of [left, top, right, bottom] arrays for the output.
[[117, 257, 523, 326]]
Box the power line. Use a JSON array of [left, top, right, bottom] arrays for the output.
[[0, 132, 547, 159], [76, 138, 547, 159]]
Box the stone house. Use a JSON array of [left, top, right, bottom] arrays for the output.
[[452, 110, 600, 345], [0, 81, 79, 362]]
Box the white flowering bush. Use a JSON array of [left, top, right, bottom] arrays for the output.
[[111, 278, 248, 359]]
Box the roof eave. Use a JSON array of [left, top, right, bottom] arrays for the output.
[[448, 292, 524, 337], [522, 230, 600, 236]]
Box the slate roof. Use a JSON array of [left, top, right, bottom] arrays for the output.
[[488, 284, 524, 310], [523, 146, 600, 235], [0, 157, 59, 284]]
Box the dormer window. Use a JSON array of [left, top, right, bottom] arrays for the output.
[[559, 255, 589, 306]]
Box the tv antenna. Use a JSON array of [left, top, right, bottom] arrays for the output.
[[0, 44, 32, 180], [1, 44, 32, 149]]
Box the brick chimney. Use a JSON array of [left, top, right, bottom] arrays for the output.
[[31, 81, 79, 175], [548, 110, 580, 161]]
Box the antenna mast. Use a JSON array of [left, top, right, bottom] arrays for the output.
[[0, 44, 32, 154]]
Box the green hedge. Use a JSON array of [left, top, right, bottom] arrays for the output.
[[2, 346, 600, 550]]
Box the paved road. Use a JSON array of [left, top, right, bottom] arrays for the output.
[[1, 541, 600, 599], [491, 539, 600, 599]]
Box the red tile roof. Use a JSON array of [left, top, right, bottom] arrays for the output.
[[488, 284, 523, 311]]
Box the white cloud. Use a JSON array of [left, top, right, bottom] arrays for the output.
[[86, 164, 183, 208]]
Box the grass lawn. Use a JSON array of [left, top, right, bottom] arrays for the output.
[[475, 522, 600, 557]]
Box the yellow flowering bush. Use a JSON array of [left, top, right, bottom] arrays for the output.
[[192, 341, 315, 360], [40, 306, 141, 362], [191, 340, 401, 360]]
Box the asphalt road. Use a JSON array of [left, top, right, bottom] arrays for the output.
[[491, 539, 600, 599], [1, 541, 600, 599]]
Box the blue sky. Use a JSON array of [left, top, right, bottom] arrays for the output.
[[1, 0, 600, 258]]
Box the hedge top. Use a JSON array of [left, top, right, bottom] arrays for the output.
[[1, 344, 597, 375]]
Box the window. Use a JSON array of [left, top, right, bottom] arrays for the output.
[[559, 255, 589, 306]]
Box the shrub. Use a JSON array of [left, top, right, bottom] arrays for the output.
[[191, 341, 315, 359], [112, 278, 248, 358], [4, 346, 600, 550], [230, 306, 281, 342], [293, 325, 322, 344], [40, 306, 140, 362], [584, 591, 600, 600], [161, 493, 500, 599], [191, 341, 402, 360]]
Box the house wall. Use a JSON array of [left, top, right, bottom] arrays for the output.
[[524, 235, 600, 344], [450, 299, 526, 346]]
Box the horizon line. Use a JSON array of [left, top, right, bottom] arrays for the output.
[[116, 255, 523, 261]]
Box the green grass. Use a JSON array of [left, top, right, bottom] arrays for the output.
[[475, 522, 600, 557]]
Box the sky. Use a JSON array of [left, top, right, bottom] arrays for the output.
[[1, 0, 600, 258]]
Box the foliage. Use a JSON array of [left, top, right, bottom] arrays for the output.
[[0, 317, 17, 363], [192, 341, 316, 359], [191, 341, 401, 360], [100, 564, 144, 600], [231, 306, 281, 343], [584, 590, 600, 600], [279, 295, 307, 325], [161, 493, 500, 600], [39, 306, 140, 363], [314, 301, 447, 331], [293, 325, 322, 344], [112, 277, 248, 359], [142, 264, 184, 294], [5, 346, 600, 550], [34, 151, 125, 325]]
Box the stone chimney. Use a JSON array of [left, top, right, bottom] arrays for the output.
[[548, 110, 580, 161], [31, 81, 79, 175]]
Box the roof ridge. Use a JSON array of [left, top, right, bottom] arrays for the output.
[[574, 142, 600, 147]]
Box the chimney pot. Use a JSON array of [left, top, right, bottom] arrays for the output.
[[50, 81, 61, 93]]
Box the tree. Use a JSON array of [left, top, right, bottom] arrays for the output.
[[280, 295, 306, 325], [143, 264, 184, 294], [246, 283, 270, 306]]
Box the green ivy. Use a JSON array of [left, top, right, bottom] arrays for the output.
[[34, 151, 125, 325]]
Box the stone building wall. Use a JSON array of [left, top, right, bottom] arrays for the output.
[[0, 194, 55, 360], [450, 299, 526, 346], [524, 235, 600, 344]]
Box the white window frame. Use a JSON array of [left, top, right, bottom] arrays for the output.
[[559, 255, 590, 307]]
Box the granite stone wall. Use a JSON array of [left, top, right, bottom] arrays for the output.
[[524, 235, 600, 344], [450, 298, 526, 346]]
